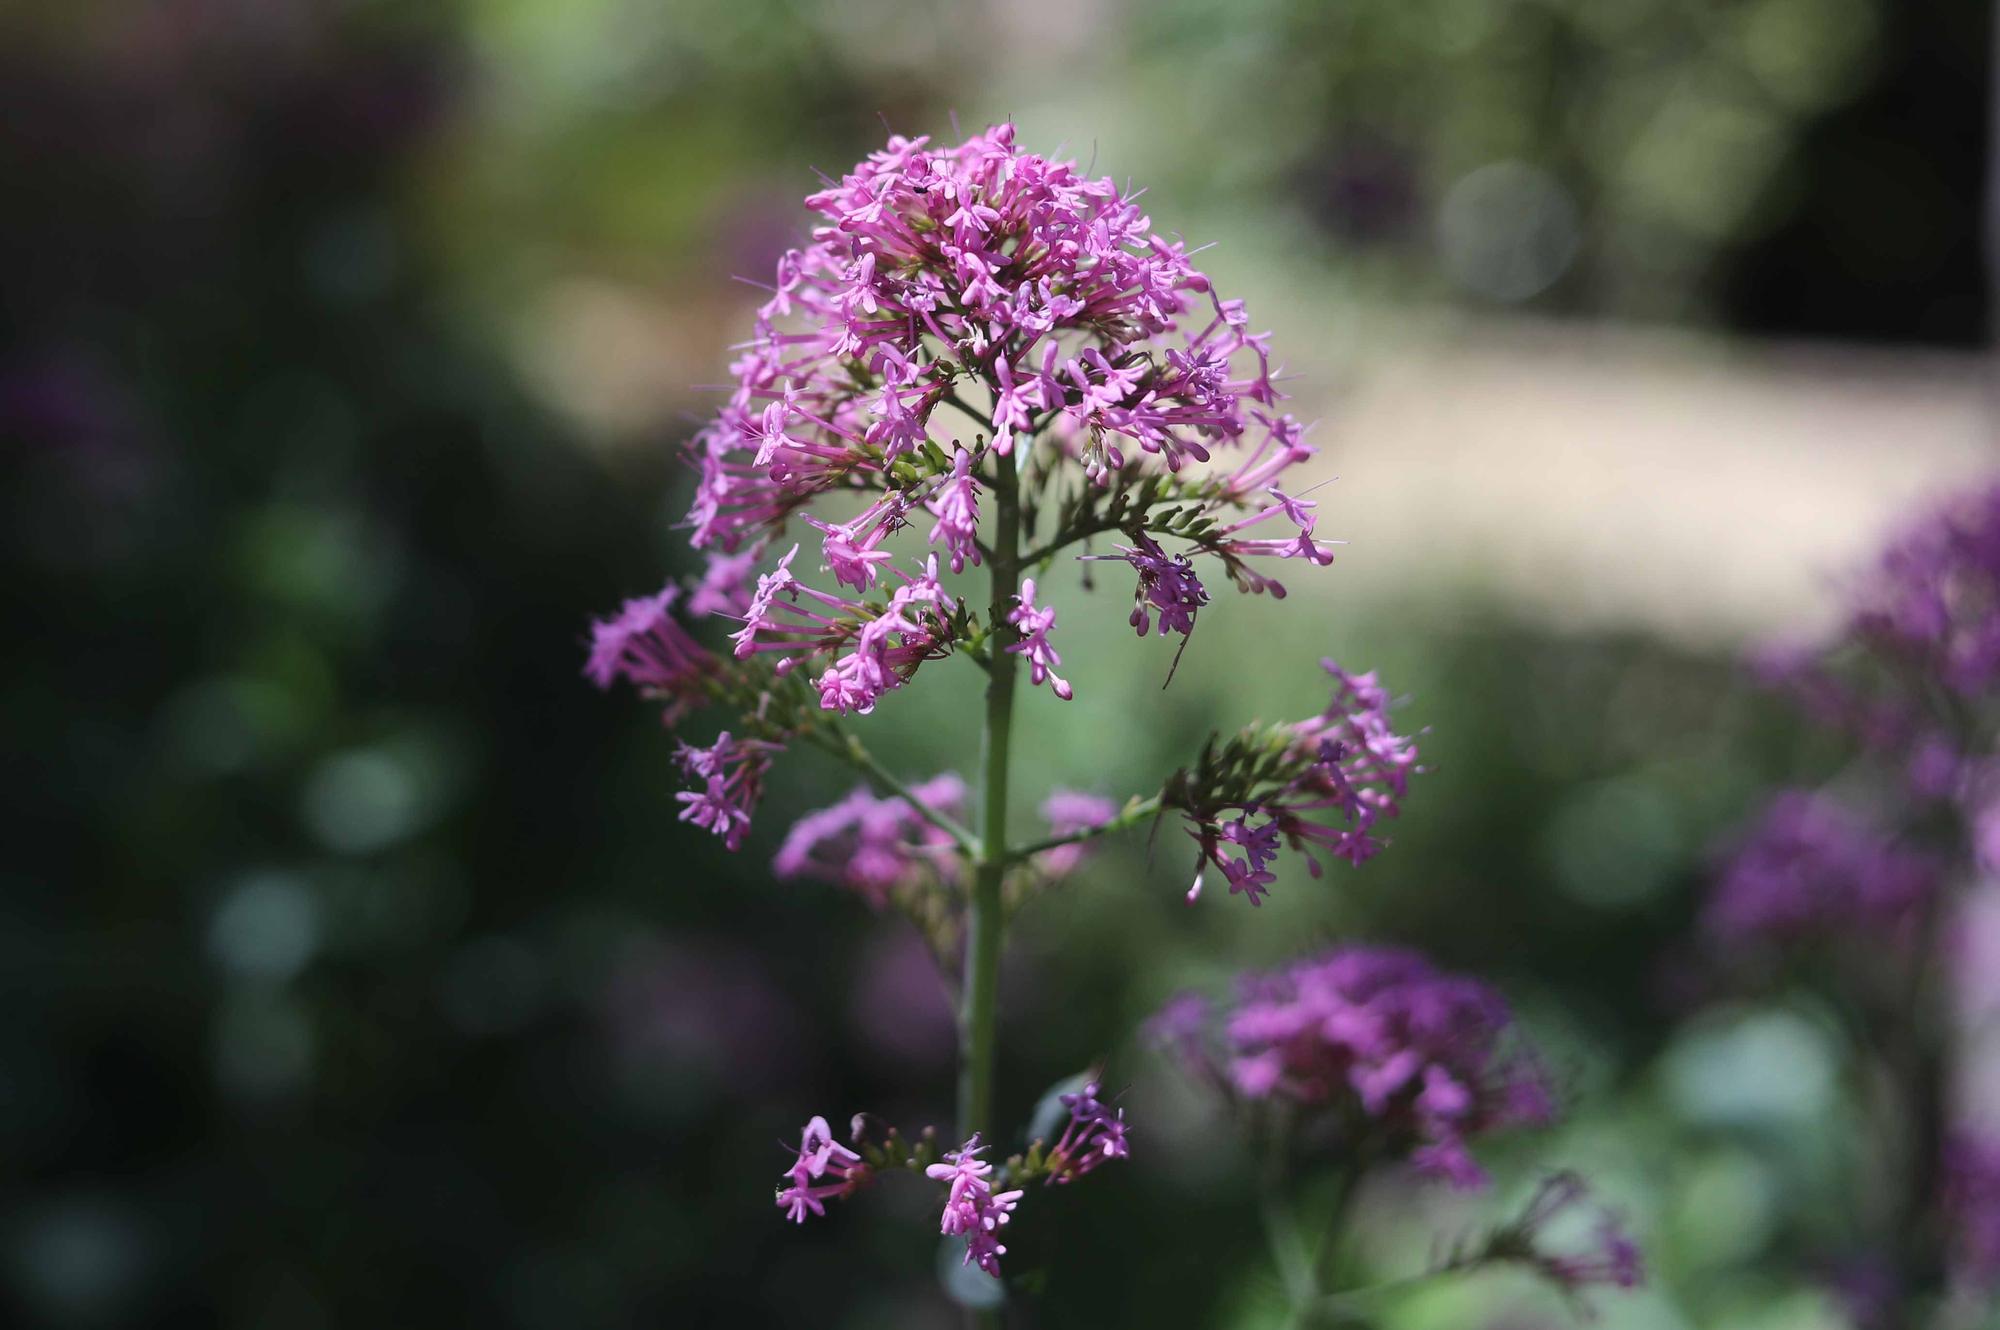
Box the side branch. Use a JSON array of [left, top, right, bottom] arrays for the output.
[[1005, 794, 1164, 863], [811, 727, 981, 856]]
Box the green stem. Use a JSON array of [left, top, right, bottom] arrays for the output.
[[959, 451, 1021, 1329], [1006, 794, 1162, 863]]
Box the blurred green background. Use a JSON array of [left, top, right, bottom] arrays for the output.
[[2, 1, 1991, 1326]]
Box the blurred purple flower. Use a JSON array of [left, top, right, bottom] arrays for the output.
[[584, 585, 718, 725], [774, 774, 967, 906], [1509, 1172, 1645, 1296], [1945, 1132, 2000, 1289], [1154, 946, 1556, 1187], [1706, 790, 1939, 945], [1036, 789, 1119, 878]]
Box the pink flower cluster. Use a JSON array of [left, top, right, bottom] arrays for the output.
[[772, 774, 967, 905], [680, 122, 1337, 706], [1043, 1081, 1130, 1185], [774, 1115, 869, 1223], [1182, 661, 1422, 906], [1154, 946, 1556, 1188], [673, 732, 776, 852], [730, 546, 958, 715], [586, 124, 1361, 855], [927, 1134, 1025, 1278], [584, 586, 716, 725]]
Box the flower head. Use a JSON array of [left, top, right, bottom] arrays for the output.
[[1753, 482, 2000, 798], [1155, 945, 1555, 1187], [1088, 532, 1209, 641], [674, 732, 778, 851], [1007, 576, 1073, 700], [926, 1134, 1026, 1278], [1043, 1081, 1131, 1185], [775, 1114, 870, 1223]]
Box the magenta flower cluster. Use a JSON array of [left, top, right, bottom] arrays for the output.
[[1178, 662, 1422, 906], [1042, 1081, 1130, 1185], [775, 1115, 869, 1224], [1706, 789, 1939, 945], [1153, 946, 1555, 1188], [683, 120, 1334, 707], [586, 122, 1357, 860], [927, 1134, 1026, 1277], [775, 778, 1118, 909], [584, 586, 716, 726]]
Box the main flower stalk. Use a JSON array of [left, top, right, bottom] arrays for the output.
[[961, 451, 1021, 1143]]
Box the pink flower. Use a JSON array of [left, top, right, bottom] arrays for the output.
[[1044, 1082, 1131, 1185], [926, 1135, 1025, 1278], [1086, 533, 1209, 641], [673, 732, 777, 852], [1006, 577, 1072, 700], [583, 586, 716, 724], [925, 449, 982, 575], [1177, 660, 1423, 906], [774, 1114, 869, 1223]]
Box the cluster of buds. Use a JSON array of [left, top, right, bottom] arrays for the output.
[[1163, 661, 1423, 905], [928, 1135, 1026, 1277], [1150, 945, 1555, 1188]]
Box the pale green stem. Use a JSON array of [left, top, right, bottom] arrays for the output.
[[959, 450, 1021, 1329], [1006, 794, 1163, 864]]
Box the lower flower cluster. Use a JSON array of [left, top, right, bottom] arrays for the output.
[[1151, 945, 1555, 1188]]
